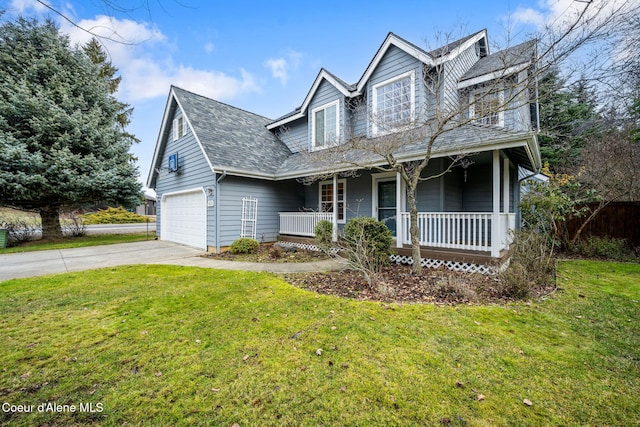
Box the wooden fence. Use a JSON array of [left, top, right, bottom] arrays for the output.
[[562, 202, 640, 247]]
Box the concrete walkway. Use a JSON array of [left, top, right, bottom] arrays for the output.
[[0, 240, 343, 282]]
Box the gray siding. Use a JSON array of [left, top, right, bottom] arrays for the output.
[[276, 117, 307, 153], [155, 110, 217, 243], [416, 161, 448, 211], [442, 43, 479, 115], [219, 177, 304, 246]]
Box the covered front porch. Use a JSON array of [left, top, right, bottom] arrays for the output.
[[278, 150, 518, 259]]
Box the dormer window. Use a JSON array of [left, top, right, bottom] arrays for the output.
[[311, 100, 339, 150], [173, 116, 187, 140], [372, 70, 415, 135], [470, 89, 504, 127]]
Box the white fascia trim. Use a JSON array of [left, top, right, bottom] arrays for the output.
[[311, 99, 340, 151], [146, 89, 178, 187], [211, 166, 276, 180], [355, 35, 434, 95], [433, 29, 488, 66], [267, 70, 351, 130], [457, 63, 529, 89]]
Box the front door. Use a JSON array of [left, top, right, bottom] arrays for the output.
[[377, 180, 396, 235]]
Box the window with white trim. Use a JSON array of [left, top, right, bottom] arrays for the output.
[[319, 179, 346, 223], [173, 116, 187, 140], [311, 100, 339, 150], [372, 71, 415, 135], [471, 89, 504, 126]]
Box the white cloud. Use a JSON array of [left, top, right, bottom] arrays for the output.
[[204, 42, 215, 54], [56, 15, 260, 102], [265, 57, 289, 84], [511, 0, 639, 32], [9, 0, 49, 14], [265, 49, 304, 85]]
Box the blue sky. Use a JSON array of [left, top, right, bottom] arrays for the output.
[[4, 0, 591, 185]]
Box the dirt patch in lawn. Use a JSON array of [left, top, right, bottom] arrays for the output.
[[285, 264, 556, 305]]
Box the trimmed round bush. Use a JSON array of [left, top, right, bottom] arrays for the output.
[[229, 237, 260, 254], [343, 216, 393, 266], [314, 219, 334, 253]]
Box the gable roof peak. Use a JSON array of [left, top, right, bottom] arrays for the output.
[[171, 85, 274, 122]]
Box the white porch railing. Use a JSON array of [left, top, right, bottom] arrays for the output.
[[500, 213, 517, 247], [400, 212, 515, 252], [279, 212, 333, 237], [279, 211, 517, 254]]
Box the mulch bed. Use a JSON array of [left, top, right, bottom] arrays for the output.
[[285, 264, 556, 305], [206, 245, 555, 305]]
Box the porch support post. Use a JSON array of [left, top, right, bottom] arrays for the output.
[[503, 157, 510, 249], [332, 173, 338, 242], [503, 158, 510, 214], [396, 171, 403, 248], [491, 150, 500, 257]]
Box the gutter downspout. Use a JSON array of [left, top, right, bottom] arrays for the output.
[[215, 170, 227, 253]]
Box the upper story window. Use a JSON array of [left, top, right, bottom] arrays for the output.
[[471, 89, 504, 127], [372, 70, 415, 135], [311, 100, 339, 150], [173, 116, 187, 140]]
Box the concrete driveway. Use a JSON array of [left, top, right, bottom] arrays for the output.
[[0, 240, 204, 282], [0, 240, 344, 282]]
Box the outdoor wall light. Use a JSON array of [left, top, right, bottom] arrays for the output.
[[460, 158, 474, 183]]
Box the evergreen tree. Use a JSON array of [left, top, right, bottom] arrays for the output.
[[0, 17, 141, 239], [82, 37, 133, 129], [537, 70, 601, 171]]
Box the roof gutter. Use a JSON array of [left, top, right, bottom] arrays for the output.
[[215, 170, 227, 253]]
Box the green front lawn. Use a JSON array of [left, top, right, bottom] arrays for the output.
[[0, 232, 156, 254], [0, 261, 638, 426]]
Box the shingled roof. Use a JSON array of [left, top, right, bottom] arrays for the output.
[[274, 122, 540, 179], [172, 86, 292, 178], [460, 39, 537, 83]]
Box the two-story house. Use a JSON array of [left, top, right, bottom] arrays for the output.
[[147, 29, 542, 272]]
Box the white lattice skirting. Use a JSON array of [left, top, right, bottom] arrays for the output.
[[277, 242, 500, 274], [390, 254, 498, 275], [276, 241, 339, 254]]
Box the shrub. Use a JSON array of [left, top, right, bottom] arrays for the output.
[[340, 217, 394, 293], [434, 273, 477, 302], [229, 237, 259, 254], [83, 207, 149, 224], [498, 229, 555, 299], [569, 236, 634, 261], [3, 216, 39, 245], [62, 211, 86, 237], [343, 217, 393, 267], [269, 244, 283, 259], [314, 220, 334, 254]]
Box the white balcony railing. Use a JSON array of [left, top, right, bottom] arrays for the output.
[[279, 212, 333, 237]]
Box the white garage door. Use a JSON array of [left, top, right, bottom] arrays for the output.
[[161, 189, 207, 250]]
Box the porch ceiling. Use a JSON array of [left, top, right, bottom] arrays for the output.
[[274, 123, 539, 180]]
